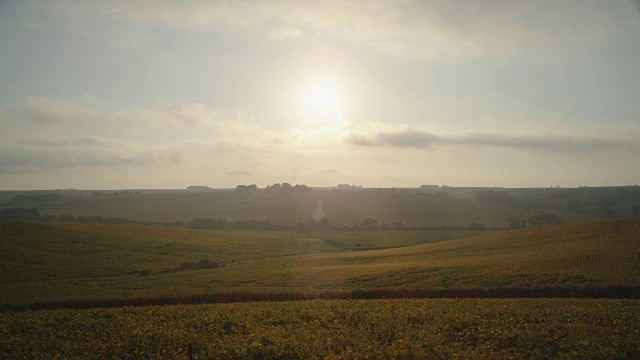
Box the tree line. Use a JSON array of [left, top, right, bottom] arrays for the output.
[[236, 183, 312, 192], [0, 208, 129, 224], [0, 208, 563, 232]]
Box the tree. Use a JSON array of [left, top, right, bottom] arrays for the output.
[[265, 183, 282, 191], [236, 184, 258, 191], [527, 215, 544, 227], [378, 223, 390, 230], [526, 213, 561, 227], [310, 217, 331, 230], [507, 217, 524, 229], [0, 208, 41, 221], [360, 217, 378, 231], [391, 221, 404, 230], [468, 222, 486, 230], [540, 213, 561, 225]]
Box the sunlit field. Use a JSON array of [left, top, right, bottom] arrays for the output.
[[1, 216, 638, 307], [2, 299, 639, 359], [3, 1, 640, 358]]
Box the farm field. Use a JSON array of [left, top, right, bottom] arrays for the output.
[[5, 1, 640, 358], [2, 299, 639, 359], [309, 229, 493, 250], [1, 216, 638, 306]]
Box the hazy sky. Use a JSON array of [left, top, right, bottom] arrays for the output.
[[1, 1, 639, 189]]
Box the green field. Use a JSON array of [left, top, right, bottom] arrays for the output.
[[2, 299, 639, 359], [1, 216, 638, 305]]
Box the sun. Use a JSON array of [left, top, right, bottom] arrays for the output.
[[304, 84, 338, 113], [298, 80, 347, 127]]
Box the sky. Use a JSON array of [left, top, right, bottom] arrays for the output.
[[1, 0, 639, 190]]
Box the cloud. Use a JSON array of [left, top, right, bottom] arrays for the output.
[[347, 129, 637, 152], [373, 131, 442, 149], [18, 137, 118, 148], [316, 169, 343, 177], [163, 102, 218, 127], [268, 27, 305, 40], [0, 146, 159, 170], [0, 96, 292, 175], [119, 1, 632, 57], [1, 97, 218, 128], [227, 170, 254, 176], [4, 97, 102, 124]]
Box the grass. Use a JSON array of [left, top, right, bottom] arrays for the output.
[[1, 216, 639, 306], [2, 298, 639, 359]]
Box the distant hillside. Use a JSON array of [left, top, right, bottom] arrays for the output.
[[4, 185, 637, 227], [1, 217, 638, 306]]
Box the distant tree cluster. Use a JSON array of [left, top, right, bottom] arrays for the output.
[[53, 215, 130, 224], [303, 218, 483, 232], [507, 213, 561, 229], [176, 259, 222, 272], [0, 208, 41, 220], [564, 198, 620, 217], [235, 183, 312, 193], [187, 186, 212, 191], [188, 218, 279, 231], [297, 217, 333, 234], [419, 185, 440, 189], [0, 209, 129, 225], [336, 184, 363, 190], [265, 183, 311, 193], [467, 222, 486, 230], [91, 191, 141, 196], [360, 217, 378, 231]]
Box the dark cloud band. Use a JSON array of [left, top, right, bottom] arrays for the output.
[[347, 129, 635, 152]]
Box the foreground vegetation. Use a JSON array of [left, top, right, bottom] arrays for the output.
[[2, 299, 639, 359], [1, 216, 639, 307]]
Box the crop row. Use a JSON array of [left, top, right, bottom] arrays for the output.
[[2, 299, 639, 359]]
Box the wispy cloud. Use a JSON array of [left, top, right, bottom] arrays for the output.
[[347, 129, 637, 152], [227, 170, 254, 176], [0, 97, 290, 175], [1, 97, 219, 128], [120, 0, 632, 57], [4, 97, 102, 124], [267, 27, 305, 40], [18, 137, 119, 148], [316, 169, 343, 177], [0, 146, 160, 170]]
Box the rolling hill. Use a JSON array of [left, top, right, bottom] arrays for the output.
[[0, 216, 638, 306]]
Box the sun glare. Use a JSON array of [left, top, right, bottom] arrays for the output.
[[300, 82, 347, 128], [305, 84, 338, 112]]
